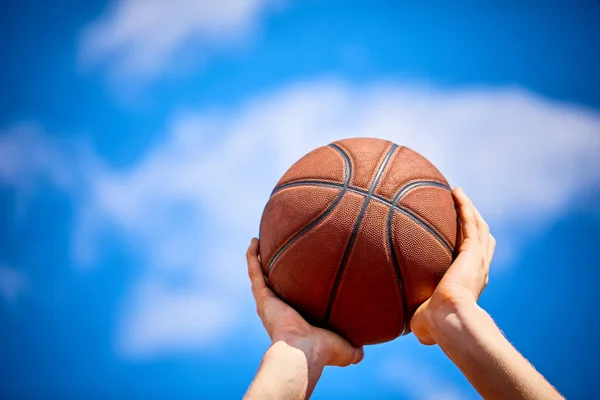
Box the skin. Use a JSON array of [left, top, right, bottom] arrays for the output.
[[244, 188, 563, 400]]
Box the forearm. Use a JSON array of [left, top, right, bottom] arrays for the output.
[[244, 340, 324, 400], [430, 299, 562, 400]]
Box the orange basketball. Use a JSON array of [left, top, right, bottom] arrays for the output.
[[259, 138, 459, 345]]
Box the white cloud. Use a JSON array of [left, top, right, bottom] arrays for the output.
[[117, 279, 238, 357], [3, 80, 599, 356], [381, 357, 472, 400], [82, 80, 599, 356], [0, 266, 27, 304], [80, 0, 279, 80]]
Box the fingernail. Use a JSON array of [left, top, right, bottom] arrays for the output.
[[353, 348, 363, 364]]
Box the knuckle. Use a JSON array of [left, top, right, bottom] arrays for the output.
[[481, 220, 490, 231], [480, 254, 489, 268], [256, 304, 267, 320]]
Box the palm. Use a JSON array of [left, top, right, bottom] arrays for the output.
[[261, 294, 312, 335]]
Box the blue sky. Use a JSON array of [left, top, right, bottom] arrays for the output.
[[1, 1, 599, 399]]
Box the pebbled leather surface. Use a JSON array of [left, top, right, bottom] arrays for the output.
[[259, 137, 459, 345]]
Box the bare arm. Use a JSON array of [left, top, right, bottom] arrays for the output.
[[431, 299, 561, 399], [244, 341, 313, 400], [411, 188, 563, 400]]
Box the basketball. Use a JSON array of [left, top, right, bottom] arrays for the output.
[[258, 138, 459, 345]]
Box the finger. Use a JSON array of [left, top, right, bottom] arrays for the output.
[[452, 187, 478, 243], [473, 206, 490, 254], [416, 333, 436, 346], [246, 238, 273, 304], [410, 303, 436, 346], [353, 347, 365, 364], [347, 346, 364, 365], [323, 333, 364, 367], [487, 234, 496, 266]]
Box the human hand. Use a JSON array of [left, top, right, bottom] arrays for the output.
[[246, 238, 364, 370], [410, 187, 496, 345]]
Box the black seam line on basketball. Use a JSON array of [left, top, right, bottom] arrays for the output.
[[271, 180, 344, 196], [265, 144, 352, 282], [272, 179, 450, 199], [393, 180, 450, 200], [270, 180, 453, 254], [397, 205, 452, 252], [387, 189, 410, 336], [270, 181, 453, 253], [323, 144, 399, 324], [387, 180, 453, 252]]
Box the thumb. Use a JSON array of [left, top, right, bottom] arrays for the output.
[[411, 300, 436, 346], [322, 331, 364, 367]]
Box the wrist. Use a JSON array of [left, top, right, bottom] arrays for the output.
[[250, 341, 311, 400], [265, 335, 326, 399], [272, 331, 327, 373], [427, 294, 481, 339]]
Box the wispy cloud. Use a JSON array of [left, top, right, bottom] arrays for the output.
[[0, 123, 83, 223], [87, 81, 600, 356], [79, 0, 280, 82], [0, 123, 74, 192], [117, 279, 238, 357], [3, 81, 600, 356]]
